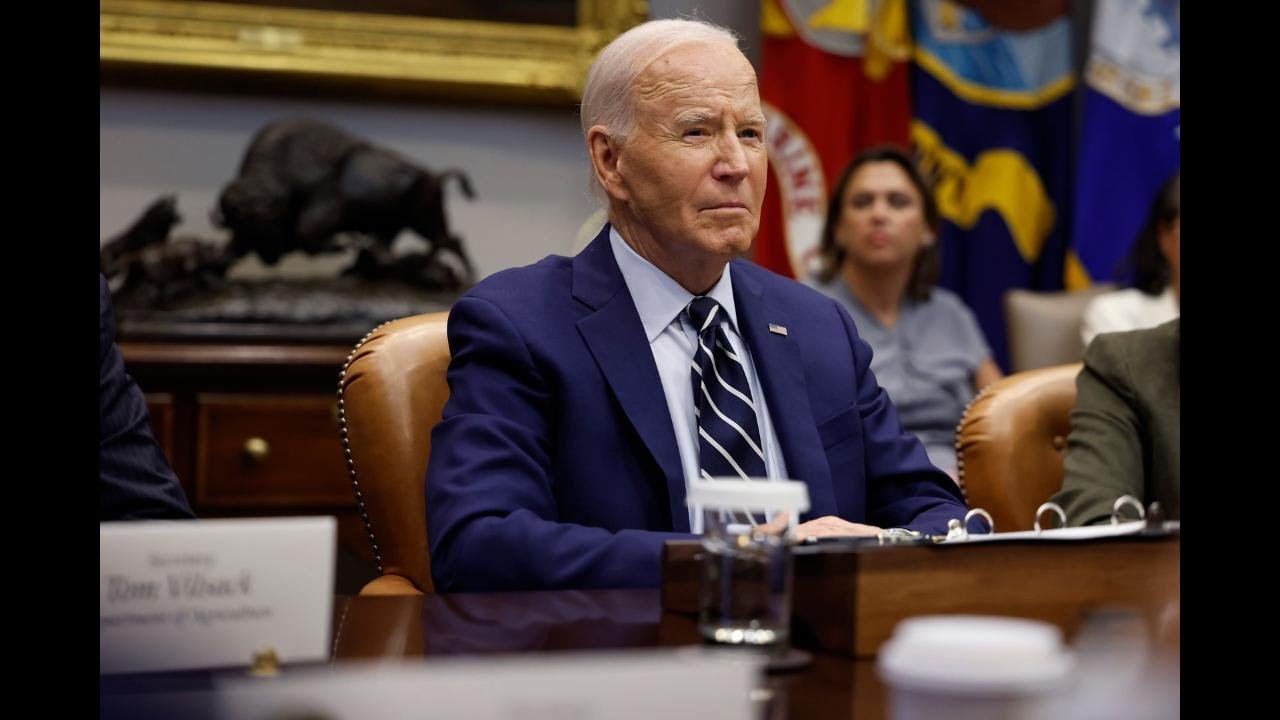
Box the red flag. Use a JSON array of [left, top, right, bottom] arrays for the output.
[[756, 0, 912, 278]]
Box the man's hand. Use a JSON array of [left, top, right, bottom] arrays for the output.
[[793, 515, 882, 542], [751, 514, 883, 541]]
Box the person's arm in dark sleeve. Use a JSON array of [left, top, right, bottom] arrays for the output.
[[835, 303, 972, 536], [100, 275, 195, 520], [1051, 335, 1144, 526], [426, 295, 691, 592]]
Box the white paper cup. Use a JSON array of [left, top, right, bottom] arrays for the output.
[[878, 615, 1075, 720]]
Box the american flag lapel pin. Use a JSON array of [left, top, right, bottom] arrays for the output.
[[768, 323, 788, 336]]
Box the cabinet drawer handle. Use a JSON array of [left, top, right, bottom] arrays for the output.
[[243, 437, 271, 463]]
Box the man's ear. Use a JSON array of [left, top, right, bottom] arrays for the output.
[[587, 126, 627, 202]]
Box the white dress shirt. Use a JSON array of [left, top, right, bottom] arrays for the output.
[[608, 227, 789, 533], [1080, 286, 1179, 347]]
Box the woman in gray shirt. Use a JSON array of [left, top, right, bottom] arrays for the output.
[[807, 145, 1002, 477]]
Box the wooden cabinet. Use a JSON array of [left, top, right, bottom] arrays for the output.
[[121, 341, 377, 591], [195, 394, 350, 508]]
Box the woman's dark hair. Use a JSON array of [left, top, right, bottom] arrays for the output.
[[1120, 171, 1180, 295], [812, 144, 941, 302]]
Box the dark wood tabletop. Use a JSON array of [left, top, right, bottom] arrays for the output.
[[103, 534, 1181, 720], [331, 588, 887, 719]]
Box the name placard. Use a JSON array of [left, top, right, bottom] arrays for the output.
[[216, 651, 758, 719], [101, 516, 335, 674]]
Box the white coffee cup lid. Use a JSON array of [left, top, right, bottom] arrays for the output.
[[686, 478, 811, 514], [878, 615, 1075, 695]]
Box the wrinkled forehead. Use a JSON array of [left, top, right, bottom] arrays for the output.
[[632, 41, 759, 112]]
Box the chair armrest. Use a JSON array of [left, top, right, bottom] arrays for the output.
[[359, 573, 426, 596]]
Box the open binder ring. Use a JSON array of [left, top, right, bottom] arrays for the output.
[[963, 508, 994, 534], [1034, 502, 1067, 533], [944, 508, 995, 541], [1110, 495, 1146, 525]]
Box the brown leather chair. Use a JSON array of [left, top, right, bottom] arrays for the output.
[[955, 363, 1081, 533], [338, 312, 451, 595]]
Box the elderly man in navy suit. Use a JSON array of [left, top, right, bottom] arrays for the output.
[[426, 18, 968, 591]]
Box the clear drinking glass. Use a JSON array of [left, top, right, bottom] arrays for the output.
[[686, 478, 810, 647]]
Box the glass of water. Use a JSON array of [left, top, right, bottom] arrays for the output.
[[686, 478, 810, 648]]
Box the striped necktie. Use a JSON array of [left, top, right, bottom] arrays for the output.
[[687, 297, 767, 508]]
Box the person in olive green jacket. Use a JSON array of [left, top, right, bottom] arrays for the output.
[[1052, 319, 1179, 526]]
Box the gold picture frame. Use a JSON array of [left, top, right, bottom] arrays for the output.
[[101, 1, 649, 105]]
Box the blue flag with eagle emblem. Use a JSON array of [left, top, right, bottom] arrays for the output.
[[1067, 0, 1179, 289], [910, 0, 1075, 371]]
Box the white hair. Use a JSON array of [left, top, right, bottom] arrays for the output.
[[580, 18, 742, 146]]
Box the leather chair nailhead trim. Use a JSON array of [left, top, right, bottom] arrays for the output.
[[337, 320, 396, 575]]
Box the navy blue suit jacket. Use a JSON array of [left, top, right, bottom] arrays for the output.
[[426, 228, 967, 591], [100, 275, 195, 520]]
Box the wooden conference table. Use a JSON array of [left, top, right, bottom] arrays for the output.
[[329, 533, 1181, 719], [332, 587, 885, 719], [101, 534, 1178, 719]]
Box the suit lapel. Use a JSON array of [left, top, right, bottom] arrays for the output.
[[732, 263, 830, 504], [573, 228, 689, 532]]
